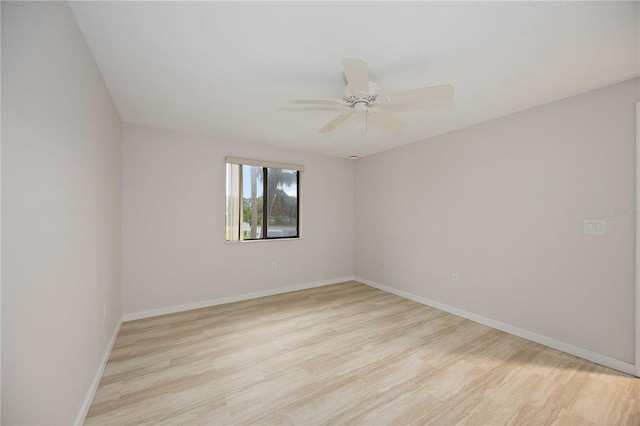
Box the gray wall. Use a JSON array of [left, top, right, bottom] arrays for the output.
[[1, 2, 122, 423], [355, 78, 638, 364], [121, 123, 355, 315]]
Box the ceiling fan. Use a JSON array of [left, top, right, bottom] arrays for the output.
[[281, 58, 455, 134]]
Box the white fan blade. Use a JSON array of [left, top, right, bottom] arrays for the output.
[[342, 58, 369, 95], [370, 109, 405, 131], [382, 84, 454, 106], [319, 112, 355, 133], [385, 97, 453, 113], [280, 98, 342, 105]]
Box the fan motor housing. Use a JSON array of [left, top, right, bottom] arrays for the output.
[[343, 81, 378, 101]]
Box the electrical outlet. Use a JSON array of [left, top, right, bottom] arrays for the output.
[[451, 273, 459, 285], [271, 262, 277, 271]]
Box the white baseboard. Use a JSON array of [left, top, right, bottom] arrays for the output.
[[75, 320, 122, 425], [357, 277, 637, 377], [122, 276, 356, 322]]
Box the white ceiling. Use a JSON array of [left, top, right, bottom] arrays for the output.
[[70, 1, 639, 158]]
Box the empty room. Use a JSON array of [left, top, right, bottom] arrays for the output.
[[2, 1, 639, 425]]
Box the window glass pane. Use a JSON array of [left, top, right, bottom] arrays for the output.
[[242, 165, 264, 239], [225, 164, 240, 241], [226, 160, 300, 242], [266, 168, 298, 238]]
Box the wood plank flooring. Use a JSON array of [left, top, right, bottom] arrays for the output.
[[85, 281, 639, 425]]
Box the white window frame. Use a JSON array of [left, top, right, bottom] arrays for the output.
[[225, 157, 303, 242]]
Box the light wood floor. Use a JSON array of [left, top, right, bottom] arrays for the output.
[[86, 281, 639, 425]]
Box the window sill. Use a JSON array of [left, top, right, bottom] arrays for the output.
[[225, 237, 301, 244]]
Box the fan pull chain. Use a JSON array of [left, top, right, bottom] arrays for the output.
[[365, 110, 369, 140]]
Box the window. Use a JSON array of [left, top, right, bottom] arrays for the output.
[[226, 157, 302, 241]]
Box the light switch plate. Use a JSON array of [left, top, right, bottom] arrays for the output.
[[584, 219, 606, 235]]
